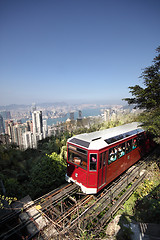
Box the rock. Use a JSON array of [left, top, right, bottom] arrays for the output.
[[105, 215, 121, 237]]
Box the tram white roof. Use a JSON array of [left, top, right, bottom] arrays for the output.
[[68, 122, 144, 150]]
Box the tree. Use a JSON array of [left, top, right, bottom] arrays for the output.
[[123, 46, 160, 143], [29, 153, 66, 199]]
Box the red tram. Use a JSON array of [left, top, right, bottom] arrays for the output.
[[65, 122, 152, 194]]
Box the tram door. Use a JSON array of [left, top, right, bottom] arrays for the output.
[[98, 152, 107, 189]]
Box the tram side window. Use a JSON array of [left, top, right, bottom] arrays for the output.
[[137, 133, 145, 146], [108, 147, 117, 164], [126, 140, 132, 154], [90, 154, 97, 171], [100, 152, 106, 169], [117, 143, 125, 159], [132, 138, 137, 149], [103, 152, 106, 166], [100, 153, 103, 169]]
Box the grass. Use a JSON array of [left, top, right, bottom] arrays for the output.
[[116, 160, 160, 223]]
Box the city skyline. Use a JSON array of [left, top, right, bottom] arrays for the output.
[[1, 0, 160, 105], [1, 105, 137, 149]]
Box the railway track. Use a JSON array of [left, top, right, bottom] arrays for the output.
[[59, 160, 147, 238], [0, 183, 80, 239], [0, 150, 157, 240]]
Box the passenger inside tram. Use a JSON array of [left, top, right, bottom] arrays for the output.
[[132, 139, 137, 149], [109, 149, 117, 162], [118, 146, 125, 158]]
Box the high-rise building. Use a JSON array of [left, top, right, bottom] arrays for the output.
[[48, 125, 63, 137], [2, 110, 47, 149], [43, 119, 48, 138], [70, 112, 74, 120], [5, 120, 9, 135], [0, 115, 5, 134], [32, 111, 43, 134], [0, 111, 11, 120], [4, 120, 28, 148], [26, 120, 32, 131], [79, 110, 82, 119], [77, 110, 82, 120], [104, 109, 110, 122], [23, 131, 33, 149], [32, 110, 43, 148], [5, 120, 14, 142], [14, 123, 27, 148]]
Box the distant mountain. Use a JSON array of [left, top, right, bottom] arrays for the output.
[[0, 102, 69, 111], [38, 102, 68, 108], [123, 105, 135, 110], [0, 104, 30, 111]]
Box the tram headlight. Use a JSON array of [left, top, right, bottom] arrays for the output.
[[75, 173, 78, 177]]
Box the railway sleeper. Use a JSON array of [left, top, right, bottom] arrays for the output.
[[68, 166, 147, 232], [88, 170, 147, 237]]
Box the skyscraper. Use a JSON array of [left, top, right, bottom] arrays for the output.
[[32, 111, 43, 134], [4, 120, 28, 148], [104, 109, 110, 122], [23, 131, 33, 149], [0, 111, 11, 120], [0, 115, 5, 134], [43, 119, 48, 139], [78, 110, 82, 120], [5, 120, 14, 142], [32, 110, 43, 148], [12, 123, 27, 148], [70, 112, 74, 120]]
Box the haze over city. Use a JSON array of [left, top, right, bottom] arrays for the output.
[[0, 0, 160, 106]]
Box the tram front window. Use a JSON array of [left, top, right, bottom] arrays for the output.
[[68, 147, 87, 170], [90, 154, 97, 171]]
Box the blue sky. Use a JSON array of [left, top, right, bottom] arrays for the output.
[[0, 0, 160, 106]]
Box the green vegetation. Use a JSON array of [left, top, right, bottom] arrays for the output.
[[116, 153, 160, 224], [123, 46, 160, 143], [115, 45, 160, 238], [0, 134, 69, 199]]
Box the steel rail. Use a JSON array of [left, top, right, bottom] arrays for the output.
[[56, 195, 93, 227], [0, 183, 79, 240], [71, 161, 146, 229], [0, 183, 73, 225], [40, 183, 79, 211], [91, 170, 147, 237], [55, 158, 149, 237]]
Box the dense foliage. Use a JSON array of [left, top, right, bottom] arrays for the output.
[[29, 152, 66, 198], [118, 156, 160, 224], [135, 179, 160, 223], [0, 134, 69, 199], [123, 46, 160, 143]]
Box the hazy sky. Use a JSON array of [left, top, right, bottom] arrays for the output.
[[0, 0, 160, 106]]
